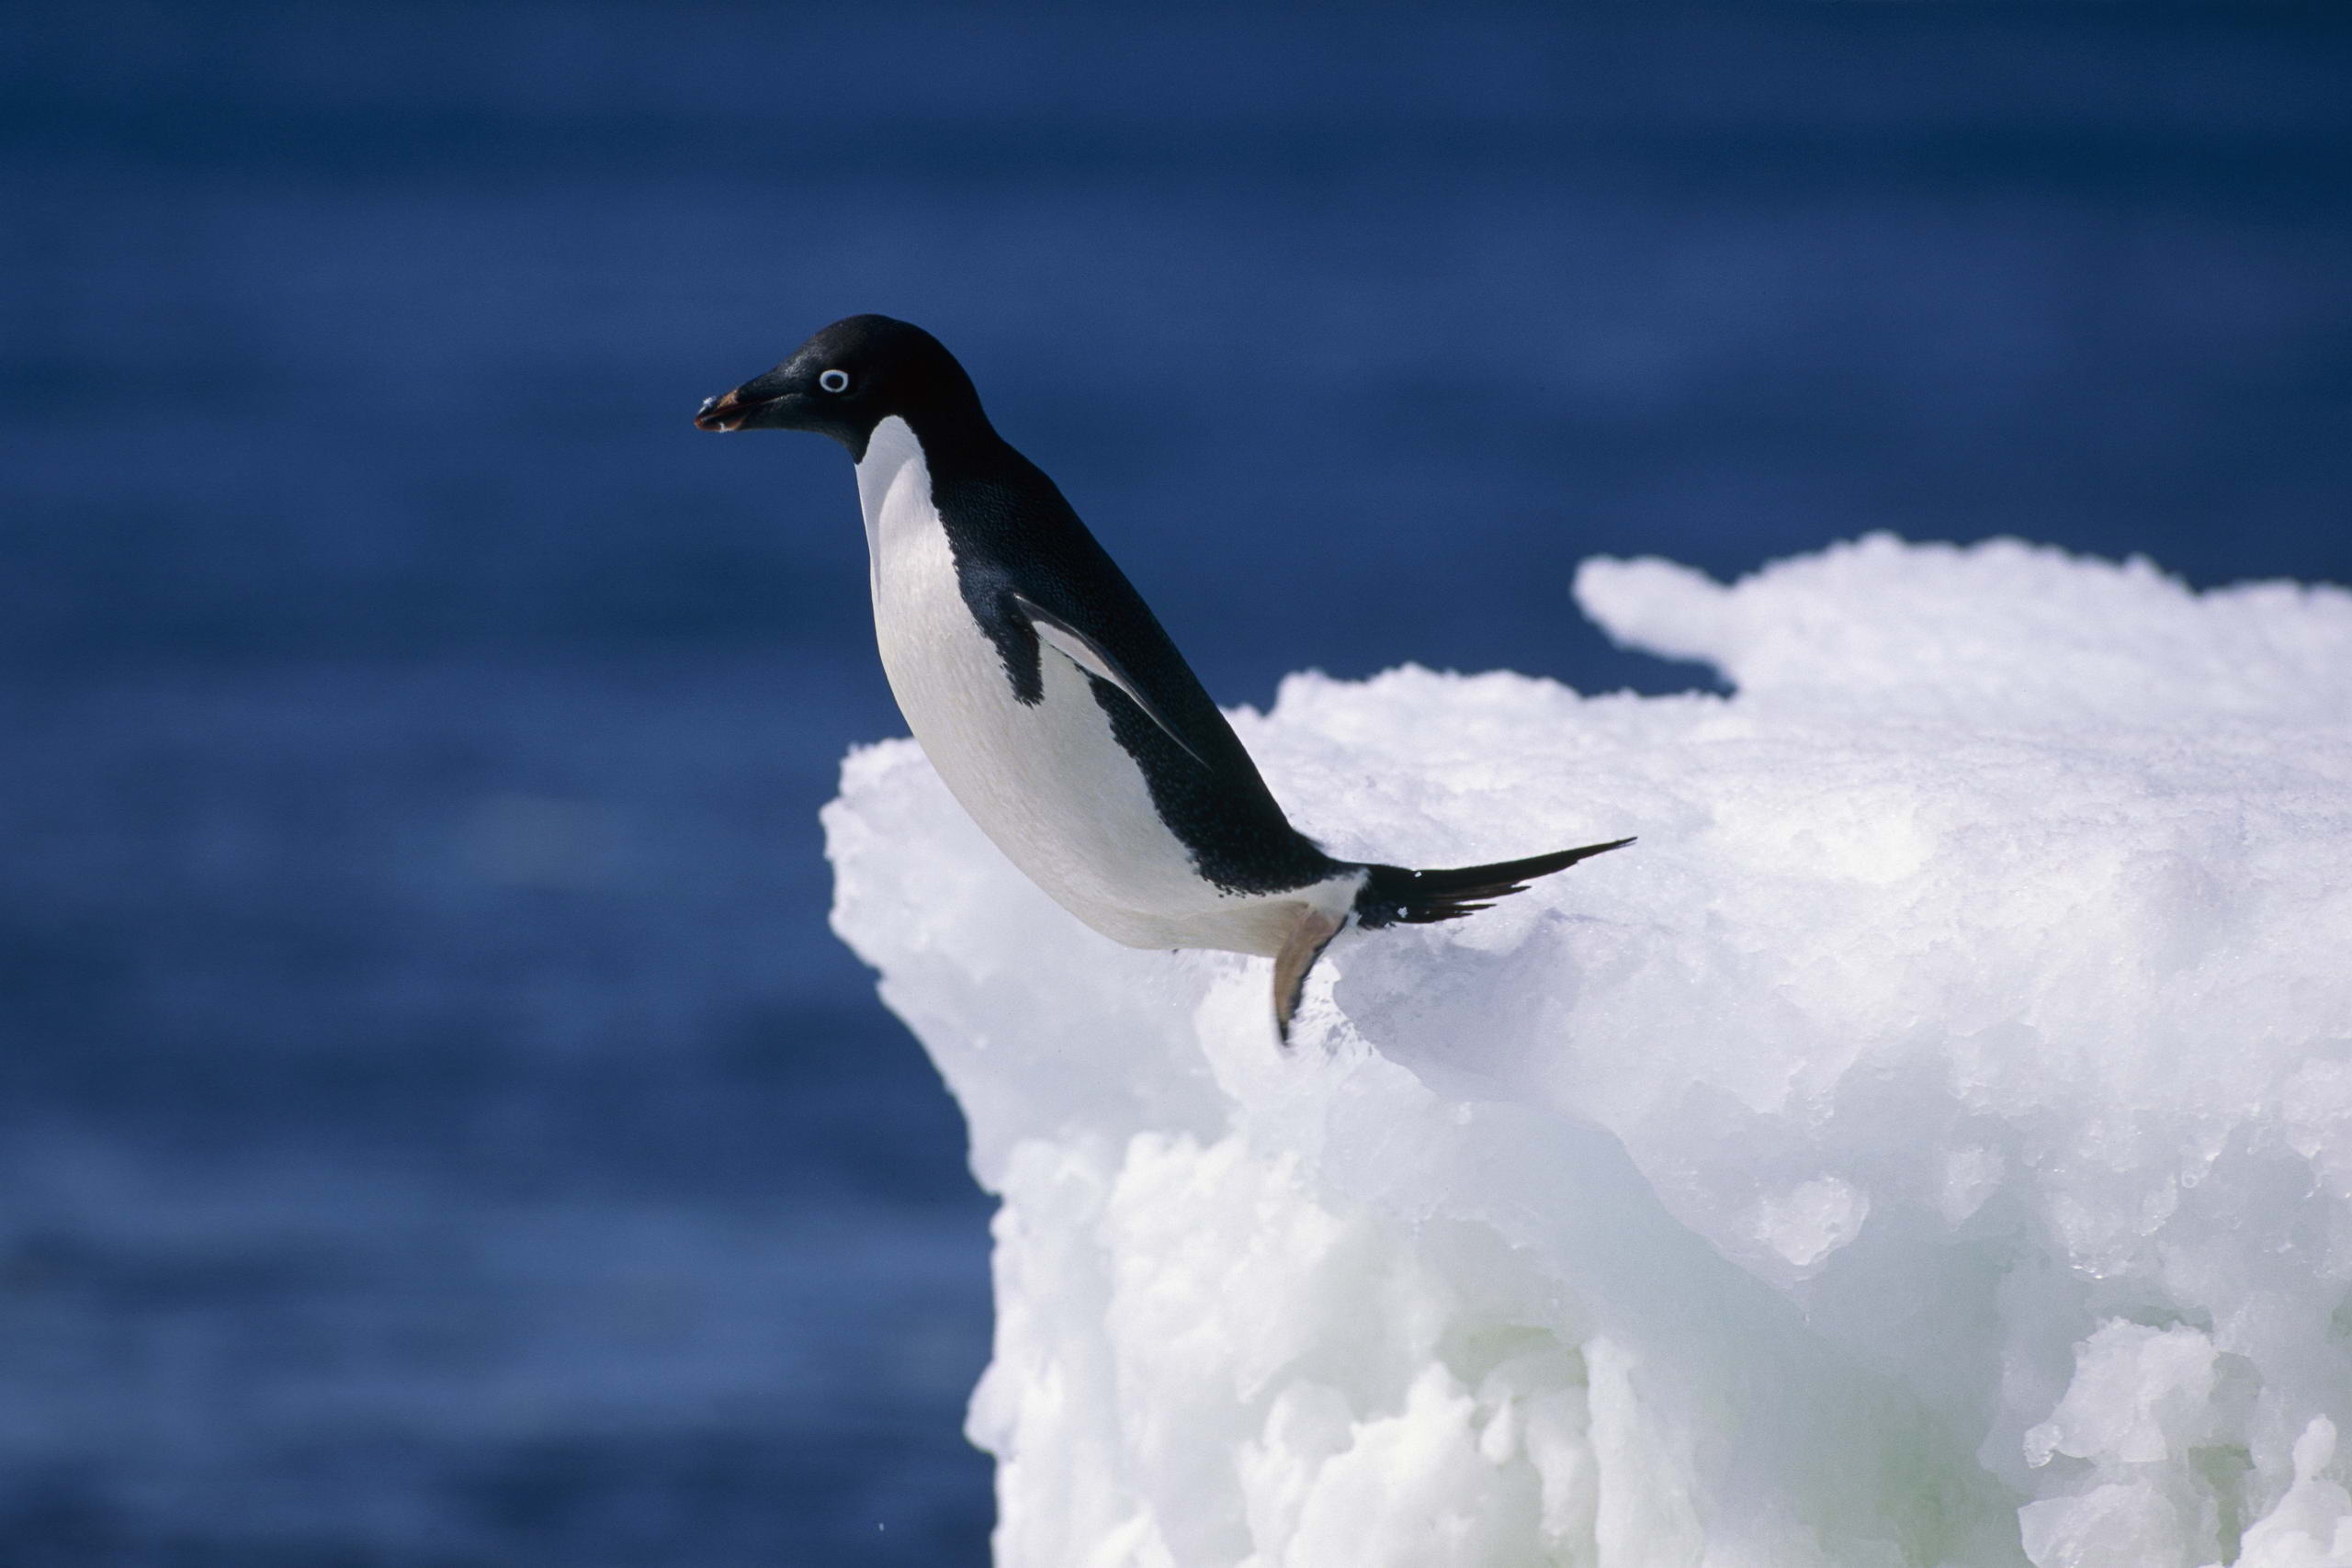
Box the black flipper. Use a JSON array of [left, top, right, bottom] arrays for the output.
[[1352, 837, 1635, 928], [1010, 592, 1210, 768]]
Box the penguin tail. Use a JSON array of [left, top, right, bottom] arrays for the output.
[[1352, 837, 1635, 929]]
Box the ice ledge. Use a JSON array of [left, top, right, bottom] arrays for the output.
[[826, 536, 2352, 1568], [1576, 532, 2352, 725]]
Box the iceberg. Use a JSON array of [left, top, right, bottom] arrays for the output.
[[824, 535, 2352, 1568]]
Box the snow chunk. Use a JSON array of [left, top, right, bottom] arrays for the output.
[[1575, 532, 2352, 725], [825, 537, 2352, 1567]]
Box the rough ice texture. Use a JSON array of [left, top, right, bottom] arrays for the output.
[[823, 535, 2352, 1568]]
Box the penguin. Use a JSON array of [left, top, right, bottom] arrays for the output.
[[695, 315, 1630, 1041]]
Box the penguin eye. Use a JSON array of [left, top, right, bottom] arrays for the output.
[[818, 368, 850, 394]]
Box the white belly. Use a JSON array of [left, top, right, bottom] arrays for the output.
[[854, 418, 1333, 954]]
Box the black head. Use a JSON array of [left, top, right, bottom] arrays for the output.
[[693, 315, 990, 460]]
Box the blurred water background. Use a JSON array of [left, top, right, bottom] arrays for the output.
[[4, 5, 2348, 1563]]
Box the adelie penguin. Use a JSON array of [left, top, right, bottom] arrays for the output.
[[696, 315, 1631, 1042]]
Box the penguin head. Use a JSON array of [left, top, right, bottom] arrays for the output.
[[695, 315, 988, 457]]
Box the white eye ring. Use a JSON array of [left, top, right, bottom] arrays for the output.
[[818, 368, 850, 393]]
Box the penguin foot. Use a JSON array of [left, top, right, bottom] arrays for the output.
[[1272, 905, 1349, 1045]]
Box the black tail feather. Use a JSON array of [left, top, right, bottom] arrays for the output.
[[1353, 837, 1634, 928]]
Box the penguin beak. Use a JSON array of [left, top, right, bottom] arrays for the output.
[[695, 370, 816, 432], [695, 387, 768, 433]]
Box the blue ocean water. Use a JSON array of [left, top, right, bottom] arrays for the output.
[[3, 6, 2347, 1562]]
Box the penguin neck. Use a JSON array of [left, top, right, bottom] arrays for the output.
[[854, 416, 933, 568], [856, 412, 1013, 588], [857, 392, 1007, 479]]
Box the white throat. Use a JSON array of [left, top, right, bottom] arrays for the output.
[[854, 415, 931, 587]]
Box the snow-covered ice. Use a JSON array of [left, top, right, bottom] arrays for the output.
[[824, 535, 2352, 1568]]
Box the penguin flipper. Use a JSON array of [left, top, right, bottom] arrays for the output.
[[1010, 592, 1208, 767], [1272, 904, 1348, 1045]]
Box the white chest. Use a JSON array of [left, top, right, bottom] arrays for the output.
[[854, 418, 1288, 951]]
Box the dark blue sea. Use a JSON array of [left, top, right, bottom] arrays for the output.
[[4, 6, 2348, 1562]]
